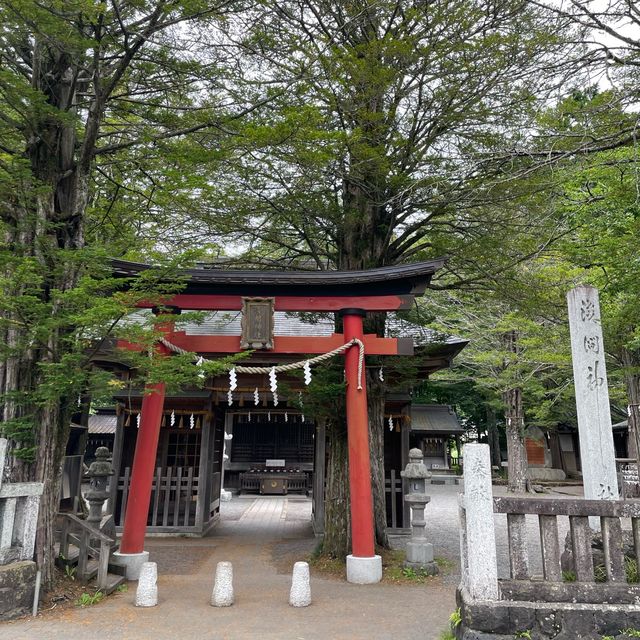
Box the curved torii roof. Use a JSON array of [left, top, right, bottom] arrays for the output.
[[111, 258, 445, 305]]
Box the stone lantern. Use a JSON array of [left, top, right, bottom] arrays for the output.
[[400, 448, 438, 575], [85, 447, 114, 532]]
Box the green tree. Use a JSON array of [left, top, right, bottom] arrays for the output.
[[557, 144, 640, 462], [195, 0, 580, 553], [0, 0, 249, 587]]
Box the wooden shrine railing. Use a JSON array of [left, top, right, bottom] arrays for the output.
[[385, 469, 404, 529], [58, 514, 114, 591], [116, 466, 200, 532], [0, 438, 44, 565], [494, 497, 640, 605], [458, 444, 640, 607]]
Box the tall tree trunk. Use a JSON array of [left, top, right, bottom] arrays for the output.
[[621, 347, 640, 466], [323, 419, 351, 558], [367, 371, 389, 549], [486, 405, 501, 468], [2, 38, 89, 589], [503, 331, 527, 493]]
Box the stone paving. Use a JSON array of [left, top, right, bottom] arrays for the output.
[[0, 494, 455, 640], [0, 484, 585, 640]]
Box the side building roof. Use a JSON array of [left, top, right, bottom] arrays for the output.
[[409, 404, 465, 434]]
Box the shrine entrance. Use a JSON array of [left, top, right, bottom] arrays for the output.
[[109, 258, 444, 584]]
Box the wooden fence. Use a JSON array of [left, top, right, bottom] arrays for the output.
[[385, 469, 405, 529], [459, 443, 640, 606], [116, 466, 200, 532], [0, 438, 43, 565], [495, 496, 640, 605], [58, 513, 115, 591]]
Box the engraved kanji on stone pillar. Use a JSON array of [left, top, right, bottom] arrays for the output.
[[462, 444, 499, 601], [567, 286, 618, 501]]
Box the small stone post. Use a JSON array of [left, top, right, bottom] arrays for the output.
[[211, 561, 234, 607], [567, 286, 619, 502], [400, 448, 438, 575], [289, 561, 311, 607], [135, 562, 158, 607], [462, 444, 499, 601], [85, 447, 114, 530]]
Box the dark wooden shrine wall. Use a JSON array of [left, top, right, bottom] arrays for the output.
[[231, 415, 314, 464]]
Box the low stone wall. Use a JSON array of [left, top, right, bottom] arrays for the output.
[[456, 587, 640, 640], [0, 561, 36, 621]]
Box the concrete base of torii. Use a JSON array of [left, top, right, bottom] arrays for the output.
[[346, 554, 382, 584], [111, 550, 150, 580]]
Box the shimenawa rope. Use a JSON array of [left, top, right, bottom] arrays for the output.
[[158, 336, 365, 390]]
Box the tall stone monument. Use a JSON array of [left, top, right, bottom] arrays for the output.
[[567, 286, 618, 501]]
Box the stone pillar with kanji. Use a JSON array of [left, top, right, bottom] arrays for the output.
[[567, 286, 618, 502]]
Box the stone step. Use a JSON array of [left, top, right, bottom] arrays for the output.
[[54, 542, 80, 566], [80, 559, 99, 582], [99, 572, 127, 595]]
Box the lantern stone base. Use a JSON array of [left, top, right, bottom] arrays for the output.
[[405, 541, 438, 574], [346, 554, 382, 584], [111, 550, 150, 580], [406, 540, 434, 563]]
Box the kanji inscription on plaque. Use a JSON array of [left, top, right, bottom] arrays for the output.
[[240, 297, 275, 350]]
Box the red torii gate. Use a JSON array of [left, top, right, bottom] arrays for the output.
[[111, 258, 444, 584]]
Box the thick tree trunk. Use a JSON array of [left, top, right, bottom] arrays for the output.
[[621, 348, 640, 465], [504, 391, 527, 493], [486, 406, 501, 468], [503, 331, 527, 493], [1, 39, 90, 589], [323, 419, 351, 558], [367, 371, 389, 549]]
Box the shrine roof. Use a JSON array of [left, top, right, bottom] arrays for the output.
[[410, 404, 464, 434], [110, 258, 445, 298], [125, 309, 468, 349]]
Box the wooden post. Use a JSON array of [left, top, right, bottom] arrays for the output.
[[312, 418, 326, 534], [196, 407, 213, 532], [108, 405, 125, 513], [341, 309, 381, 583], [401, 418, 411, 528]]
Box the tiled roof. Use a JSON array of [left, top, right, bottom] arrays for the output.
[[409, 404, 464, 434], [111, 258, 445, 288], [124, 310, 467, 348], [110, 259, 446, 299], [88, 414, 117, 434]]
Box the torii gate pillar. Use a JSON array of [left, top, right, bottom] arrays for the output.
[[341, 309, 382, 584]]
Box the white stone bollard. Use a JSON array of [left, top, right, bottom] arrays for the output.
[[289, 561, 311, 607], [211, 561, 234, 607], [135, 562, 158, 607]]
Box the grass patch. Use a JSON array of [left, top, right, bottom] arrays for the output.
[[381, 548, 440, 584], [75, 591, 104, 607], [307, 546, 451, 585], [438, 608, 461, 640], [307, 548, 346, 580], [436, 556, 455, 572]]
